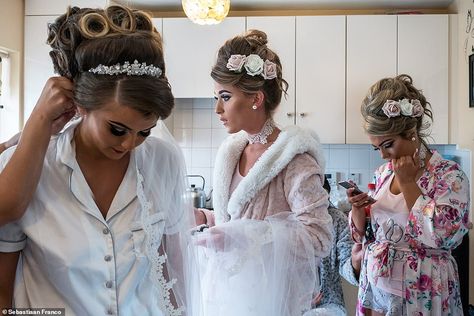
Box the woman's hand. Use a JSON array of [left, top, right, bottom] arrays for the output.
[[346, 186, 372, 211], [32, 77, 76, 134], [392, 149, 424, 209], [194, 227, 227, 251], [392, 148, 421, 185], [0, 132, 21, 154], [345, 184, 371, 238], [3, 132, 21, 149]]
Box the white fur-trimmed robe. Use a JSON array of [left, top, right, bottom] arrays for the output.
[[212, 125, 333, 257]]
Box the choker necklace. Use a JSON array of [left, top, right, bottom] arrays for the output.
[[246, 119, 275, 145], [419, 144, 428, 168]]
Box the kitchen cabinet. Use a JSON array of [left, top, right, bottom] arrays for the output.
[[346, 15, 397, 144], [398, 15, 449, 144], [246, 16, 296, 128], [22, 13, 450, 144], [162, 17, 246, 98], [346, 14, 448, 144], [25, 0, 107, 15], [296, 16, 346, 143]]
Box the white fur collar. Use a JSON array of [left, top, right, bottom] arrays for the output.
[[212, 125, 325, 223]]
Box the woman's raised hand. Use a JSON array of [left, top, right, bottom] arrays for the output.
[[32, 77, 76, 134], [391, 148, 421, 185]]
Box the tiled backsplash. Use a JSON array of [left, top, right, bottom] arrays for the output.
[[170, 98, 226, 193], [169, 98, 472, 200]]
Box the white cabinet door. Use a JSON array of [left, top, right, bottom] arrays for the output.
[[246, 16, 295, 128], [296, 16, 345, 143], [24, 16, 57, 121], [70, 0, 107, 8], [346, 15, 397, 144], [25, 0, 69, 15], [26, 0, 106, 15], [398, 15, 449, 144], [162, 17, 246, 98], [0, 54, 20, 140], [153, 18, 163, 35]]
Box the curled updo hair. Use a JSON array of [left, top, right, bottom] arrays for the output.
[[211, 30, 288, 116], [361, 74, 433, 146], [47, 5, 174, 119]]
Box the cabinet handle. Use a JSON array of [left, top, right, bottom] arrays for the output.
[[299, 112, 306, 117], [286, 112, 294, 117]]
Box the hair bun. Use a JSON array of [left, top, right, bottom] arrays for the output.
[[47, 5, 157, 78], [244, 29, 268, 48], [103, 6, 154, 33], [47, 6, 89, 77]]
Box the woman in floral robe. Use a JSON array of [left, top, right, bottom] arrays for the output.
[[347, 74, 470, 316]]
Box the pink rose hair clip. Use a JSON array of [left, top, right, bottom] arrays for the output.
[[381, 99, 424, 118], [226, 54, 277, 80]]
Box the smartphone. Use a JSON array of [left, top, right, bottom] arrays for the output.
[[337, 181, 376, 203]]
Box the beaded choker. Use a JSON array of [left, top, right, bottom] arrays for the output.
[[246, 119, 275, 145]]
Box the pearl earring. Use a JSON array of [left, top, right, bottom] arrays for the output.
[[252, 105, 257, 110], [411, 137, 416, 141]]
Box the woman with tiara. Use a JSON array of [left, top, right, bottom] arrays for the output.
[[0, 6, 195, 315]]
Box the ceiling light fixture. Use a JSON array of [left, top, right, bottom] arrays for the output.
[[182, 0, 230, 25]]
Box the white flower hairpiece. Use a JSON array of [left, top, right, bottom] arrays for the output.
[[381, 99, 424, 118], [226, 54, 277, 80], [88, 60, 162, 78]]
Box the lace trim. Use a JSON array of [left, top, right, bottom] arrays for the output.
[[137, 169, 184, 316]]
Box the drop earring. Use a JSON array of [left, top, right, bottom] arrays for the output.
[[252, 105, 257, 110]]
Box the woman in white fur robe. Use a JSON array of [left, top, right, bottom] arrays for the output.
[[191, 30, 333, 316]]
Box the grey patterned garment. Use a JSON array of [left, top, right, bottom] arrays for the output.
[[305, 206, 359, 315]]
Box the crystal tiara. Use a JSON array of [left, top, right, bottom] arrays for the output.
[[88, 60, 162, 77]]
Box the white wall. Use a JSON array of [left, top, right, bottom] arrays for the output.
[[0, 0, 23, 137], [449, 0, 474, 306]]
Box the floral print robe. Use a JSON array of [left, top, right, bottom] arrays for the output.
[[355, 151, 470, 315]]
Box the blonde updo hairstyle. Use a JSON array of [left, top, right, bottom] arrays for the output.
[[47, 5, 174, 119], [211, 29, 288, 116], [361, 74, 433, 147]]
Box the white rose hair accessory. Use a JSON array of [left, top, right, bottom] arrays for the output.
[[381, 98, 424, 118], [226, 54, 277, 80]]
